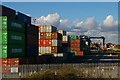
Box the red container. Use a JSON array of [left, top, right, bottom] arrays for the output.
[[70, 44, 80, 48], [77, 51, 84, 56], [46, 40, 52, 46], [39, 40, 45, 46], [39, 40, 52, 47], [2, 66, 10, 73], [71, 39, 80, 44]]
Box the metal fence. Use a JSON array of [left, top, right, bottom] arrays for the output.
[[2, 63, 120, 79]]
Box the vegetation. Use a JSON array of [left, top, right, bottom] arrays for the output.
[[24, 66, 119, 80]]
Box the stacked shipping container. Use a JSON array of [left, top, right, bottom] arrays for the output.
[[70, 35, 84, 56], [25, 24, 38, 57], [38, 25, 62, 55], [0, 16, 25, 58]]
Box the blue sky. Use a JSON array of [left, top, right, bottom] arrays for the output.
[[2, 2, 118, 22], [1, 2, 119, 44]]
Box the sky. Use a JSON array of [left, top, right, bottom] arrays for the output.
[[1, 2, 119, 44]]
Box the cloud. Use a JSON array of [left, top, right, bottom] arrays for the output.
[[73, 17, 98, 31], [99, 15, 118, 31], [32, 13, 70, 30], [32, 13, 118, 44]]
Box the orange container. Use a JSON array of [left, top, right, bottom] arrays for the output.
[[77, 51, 84, 56]]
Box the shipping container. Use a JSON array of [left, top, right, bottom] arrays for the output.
[[26, 46, 38, 57], [45, 25, 57, 32], [39, 47, 51, 54], [39, 33, 40, 39], [39, 47, 46, 54], [57, 30, 66, 35], [70, 39, 80, 44], [16, 12, 31, 24], [45, 47, 51, 54], [52, 40, 62, 46], [26, 24, 38, 35], [0, 16, 25, 32], [39, 40, 52, 47], [0, 31, 25, 45], [0, 45, 25, 58], [2, 66, 10, 73], [39, 32, 45, 39], [45, 32, 51, 39], [8, 31, 25, 45], [70, 35, 77, 39], [62, 35, 70, 42], [0, 5, 16, 18], [70, 44, 80, 48], [51, 32, 62, 40], [26, 35, 38, 46], [77, 51, 84, 56], [51, 46, 61, 53]]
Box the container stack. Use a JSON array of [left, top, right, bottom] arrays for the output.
[[62, 35, 70, 53], [0, 5, 26, 74], [0, 16, 25, 58], [70, 35, 84, 56], [25, 24, 38, 57], [39, 25, 62, 55]]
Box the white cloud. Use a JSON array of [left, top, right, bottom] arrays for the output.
[[99, 15, 118, 31], [73, 17, 98, 31], [32, 13, 118, 44]]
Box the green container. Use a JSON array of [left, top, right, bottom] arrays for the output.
[[70, 35, 77, 39], [8, 31, 25, 45], [0, 45, 25, 58], [0, 31, 25, 45], [0, 16, 25, 32]]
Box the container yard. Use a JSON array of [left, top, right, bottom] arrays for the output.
[[0, 5, 120, 79]]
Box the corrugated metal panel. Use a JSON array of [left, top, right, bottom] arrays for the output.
[[39, 40, 52, 47], [45, 25, 57, 32], [40, 25, 46, 32], [39, 32, 45, 39], [51, 32, 62, 40], [45, 47, 51, 53], [40, 47, 46, 54], [52, 40, 57, 46], [62, 35, 70, 42], [45, 33, 51, 39], [52, 40, 62, 46]]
